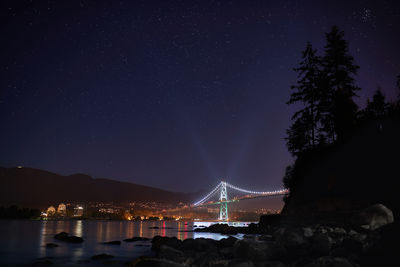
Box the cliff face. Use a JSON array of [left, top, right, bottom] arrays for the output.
[[0, 167, 191, 208], [283, 118, 400, 218]]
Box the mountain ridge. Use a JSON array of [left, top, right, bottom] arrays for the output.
[[0, 167, 193, 208]]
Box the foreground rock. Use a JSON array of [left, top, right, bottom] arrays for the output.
[[54, 232, 84, 243], [128, 204, 396, 267]]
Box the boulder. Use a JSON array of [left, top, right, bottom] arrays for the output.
[[54, 232, 83, 243], [351, 204, 394, 230], [152, 236, 182, 252], [233, 239, 269, 262], [158, 245, 185, 263], [302, 227, 314, 238]]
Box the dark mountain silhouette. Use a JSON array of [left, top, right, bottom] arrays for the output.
[[0, 167, 193, 208]]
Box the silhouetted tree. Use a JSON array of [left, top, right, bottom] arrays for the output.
[[364, 88, 389, 120], [283, 164, 294, 189], [286, 109, 314, 156], [397, 74, 400, 102], [321, 26, 360, 142], [287, 42, 322, 149]]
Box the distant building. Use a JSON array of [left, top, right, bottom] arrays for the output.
[[47, 206, 56, 216], [73, 205, 84, 217], [57, 203, 67, 216]]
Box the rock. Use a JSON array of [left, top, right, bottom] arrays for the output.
[[361, 221, 400, 267], [128, 257, 184, 267], [306, 256, 356, 267], [302, 227, 314, 238], [54, 232, 83, 243], [218, 236, 238, 248], [351, 204, 394, 231], [124, 237, 150, 242], [54, 232, 69, 240], [234, 239, 269, 262], [158, 245, 185, 263], [341, 238, 364, 255], [181, 237, 217, 252], [149, 226, 160, 229], [311, 234, 332, 256], [91, 253, 115, 260], [45, 243, 58, 248], [103, 240, 121, 245], [191, 251, 220, 266], [275, 228, 309, 259], [195, 223, 238, 235], [152, 236, 182, 252], [333, 227, 347, 235]]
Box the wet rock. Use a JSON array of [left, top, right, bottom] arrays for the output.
[[54, 232, 83, 243], [54, 232, 69, 240], [351, 204, 394, 230], [91, 253, 115, 260], [124, 237, 150, 242], [45, 243, 58, 248], [103, 240, 121, 245], [195, 223, 239, 235]]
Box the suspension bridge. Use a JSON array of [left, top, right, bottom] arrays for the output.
[[192, 181, 288, 221]]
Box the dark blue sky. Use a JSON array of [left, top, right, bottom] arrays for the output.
[[1, 0, 399, 193]]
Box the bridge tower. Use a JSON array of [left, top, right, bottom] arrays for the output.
[[219, 181, 228, 221]]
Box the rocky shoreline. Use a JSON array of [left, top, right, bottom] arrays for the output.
[[128, 204, 397, 267]]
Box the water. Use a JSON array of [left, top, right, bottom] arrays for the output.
[[0, 220, 253, 266]]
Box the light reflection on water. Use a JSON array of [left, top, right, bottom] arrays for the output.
[[0, 220, 253, 265]]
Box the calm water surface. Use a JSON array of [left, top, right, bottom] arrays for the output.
[[0, 220, 252, 266]]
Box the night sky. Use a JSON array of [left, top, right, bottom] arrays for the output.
[[1, 0, 399, 193]]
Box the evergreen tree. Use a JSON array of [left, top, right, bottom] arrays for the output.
[[364, 88, 388, 119], [286, 42, 322, 155], [286, 108, 314, 156], [397, 74, 400, 100], [322, 26, 360, 141]]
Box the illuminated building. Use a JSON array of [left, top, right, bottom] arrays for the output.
[[47, 206, 56, 216], [73, 205, 84, 217], [57, 203, 67, 216]]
